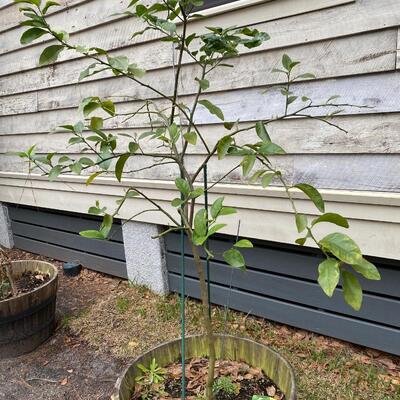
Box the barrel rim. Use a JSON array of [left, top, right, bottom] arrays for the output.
[[0, 260, 58, 305], [112, 334, 297, 400]]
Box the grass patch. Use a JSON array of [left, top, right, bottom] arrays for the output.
[[69, 286, 400, 400]]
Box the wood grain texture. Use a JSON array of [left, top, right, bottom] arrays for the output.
[[112, 335, 297, 400], [0, 260, 58, 358]]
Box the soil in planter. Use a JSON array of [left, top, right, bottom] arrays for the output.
[[0, 271, 50, 300], [133, 357, 285, 400]]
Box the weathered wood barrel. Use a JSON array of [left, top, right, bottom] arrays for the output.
[[112, 334, 297, 400], [0, 260, 58, 358]]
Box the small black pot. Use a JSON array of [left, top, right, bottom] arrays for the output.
[[63, 262, 82, 277]]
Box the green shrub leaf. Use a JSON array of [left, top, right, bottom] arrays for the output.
[[39, 44, 64, 65], [342, 270, 363, 310], [352, 258, 381, 281], [20, 27, 47, 44], [318, 258, 340, 297], [223, 248, 245, 270], [311, 213, 349, 228], [319, 232, 362, 265], [199, 99, 224, 120], [294, 183, 325, 213]]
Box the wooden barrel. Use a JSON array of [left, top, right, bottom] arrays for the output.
[[0, 260, 58, 358], [112, 334, 297, 400]]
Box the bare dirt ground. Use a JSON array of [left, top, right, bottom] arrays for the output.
[[0, 249, 125, 400]]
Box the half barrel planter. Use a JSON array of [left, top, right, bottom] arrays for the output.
[[112, 334, 297, 400], [0, 260, 58, 358]]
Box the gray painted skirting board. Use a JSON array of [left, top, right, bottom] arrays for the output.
[[165, 232, 400, 355], [7, 205, 128, 278]]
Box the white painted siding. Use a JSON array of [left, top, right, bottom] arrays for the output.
[[0, 0, 400, 258]]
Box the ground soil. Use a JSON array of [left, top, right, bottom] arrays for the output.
[[0, 249, 125, 400]]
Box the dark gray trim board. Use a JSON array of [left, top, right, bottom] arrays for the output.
[[7, 205, 127, 278], [165, 232, 400, 355]]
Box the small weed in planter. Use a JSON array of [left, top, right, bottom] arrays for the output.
[[213, 376, 239, 396]]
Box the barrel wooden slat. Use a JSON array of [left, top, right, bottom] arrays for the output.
[[0, 260, 58, 358], [112, 335, 297, 400]]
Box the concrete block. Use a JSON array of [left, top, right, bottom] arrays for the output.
[[0, 203, 13, 249], [122, 221, 168, 295]]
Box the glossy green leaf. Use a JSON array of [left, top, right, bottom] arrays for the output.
[[311, 213, 349, 228], [261, 172, 275, 188], [295, 213, 307, 233], [86, 171, 103, 185], [199, 99, 224, 120], [20, 27, 47, 44], [217, 136, 233, 159], [90, 116, 103, 130], [195, 78, 210, 90], [39, 44, 64, 65], [194, 208, 207, 237], [342, 270, 363, 311], [241, 154, 256, 176], [255, 121, 271, 142], [42, 1, 60, 14], [352, 258, 381, 281], [234, 239, 253, 248], [115, 153, 130, 182], [100, 214, 113, 237], [223, 248, 245, 270], [318, 258, 340, 297], [319, 232, 362, 265], [48, 165, 63, 181], [171, 198, 183, 208], [294, 183, 325, 213], [79, 229, 105, 239], [258, 142, 285, 155], [211, 197, 224, 219], [175, 177, 190, 196], [183, 131, 197, 145]]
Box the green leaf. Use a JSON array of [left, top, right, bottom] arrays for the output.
[[15, 0, 41, 6], [128, 142, 139, 153], [79, 230, 105, 239], [20, 27, 47, 44], [252, 396, 273, 400], [282, 54, 292, 71], [207, 223, 226, 237], [183, 131, 197, 145], [199, 99, 224, 120], [318, 258, 340, 297], [86, 171, 103, 185], [319, 232, 362, 265], [195, 78, 209, 90], [258, 142, 285, 155], [39, 44, 64, 66], [101, 100, 115, 116], [100, 214, 113, 237], [234, 239, 253, 248], [108, 55, 129, 72], [211, 197, 224, 219], [294, 183, 325, 213], [311, 213, 349, 228], [255, 121, 271, 142], [295, 236, 308, 246], [168, 123, 179, 143], [175, 177, 190, 196], [115, 154, 130, 182], [171, 198, 183, 208], [352, 258, 381, 281], [217, 136, 233, 159], [219, 207, 237, 216], [295, 213, 307, 233], [127, 63, 146, 77], [90, 116, 103, 130], [194, 209, 207, 237], [342, 271, 363, 310], [223, 248, 245, 270], [70, 162, 82, 175], [189, 188, 204, 199], [295, 73, 316, 80], [42, 1, 60, 14], [241, 154, 256, 176], [48, 165, 63, 181], [261, 172, 275, 188]]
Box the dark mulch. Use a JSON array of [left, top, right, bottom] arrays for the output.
[[15, 270, 50, 294]]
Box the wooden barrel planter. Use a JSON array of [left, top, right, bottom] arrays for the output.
[[112, 334, 297, 400], [0, 260, 58, 358]]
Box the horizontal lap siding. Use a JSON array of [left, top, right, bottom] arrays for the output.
[[0, 0, 400, 191], [7, 205, 128, 278], [165, 232, 400, 355]]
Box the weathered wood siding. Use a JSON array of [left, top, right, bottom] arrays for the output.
[[1, 0, 400, 189], [0, 0, 400, 261]]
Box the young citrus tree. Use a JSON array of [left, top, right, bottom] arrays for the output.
[[14, 0, 381, 398]]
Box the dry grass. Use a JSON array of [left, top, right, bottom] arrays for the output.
[[69, 283, 400, 400]]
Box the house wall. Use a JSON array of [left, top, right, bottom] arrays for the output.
[[1, 0, 400, 259]]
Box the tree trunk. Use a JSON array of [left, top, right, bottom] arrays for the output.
[[190, 239, 216, 400]]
